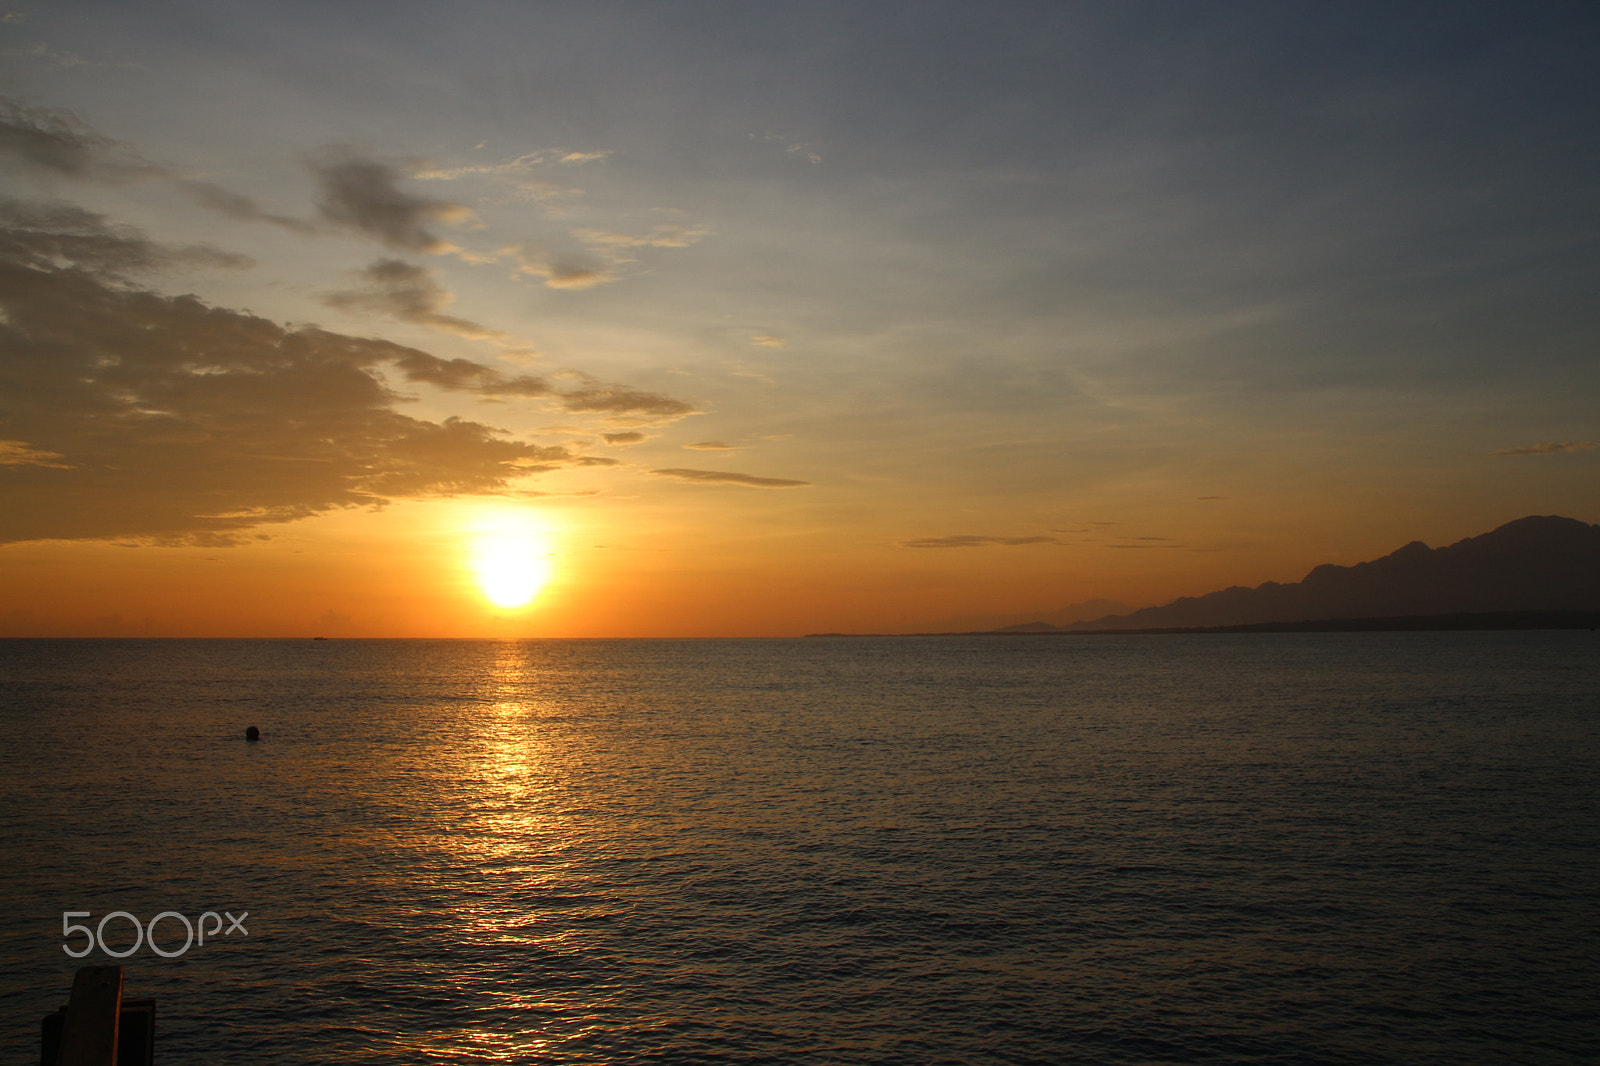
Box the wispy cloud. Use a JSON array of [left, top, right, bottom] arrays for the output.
[[652, 468, 810, 488], [500, 221, 709, 290], [324, 259, 511, 342], [414, 147, 612, 181], [502, 240, 617, 289], [175, 180, 316, 233], [0, 440, 72, 468], [412, 143, 705, 284], [0, 197, 252, 275], [509, 181, 586, 213], [749, 335, 786, 348], [574, 223, 710, 249], [0, 97, 315, 232], [1489, 440, 1600, 456], [414, 148, 605, 217], [684, 441, 737, 451], [0, 96, 160, 182], [900, 535, 1061, 549], [758, 131, 821, 165]]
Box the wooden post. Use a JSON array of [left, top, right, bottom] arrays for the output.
[[56, 966, 121, 1066]]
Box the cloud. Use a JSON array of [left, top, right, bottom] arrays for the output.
[[0, 440, 72, 468], [560, 384, 697, 423], [413, 149, 601, 219], [749, 335, 786, 348], [502, 241, 617, 289], [503, 220, 708, 290], [324, 258, 512, 342], [685, 441, 737, 450], [602, 431, 648, 445], [0, 197, 251, 275], [511, 181, 585, 213], [0, 97, 314, 231], [900, 535, 1061, 548], [0, 202, 599, 545], [389, 350, 551, 397], [1489, 440, 1600, 456], [0, 95, 160, 182], [311, 151, 474, 253], [175, 180, 316, 233], [542, 263, 614, 289], [414, 147, 611, 181], [759, 131, 822, 165], [413, 151, 709, 297], [415, 149, 602, 217], [652, 468, 810, 488], [574, 223, 710, 249]]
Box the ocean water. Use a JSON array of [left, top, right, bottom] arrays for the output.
[[1, 633, 1597, 1064]]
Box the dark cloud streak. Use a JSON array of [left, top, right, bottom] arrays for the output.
[[562, 384, 697, 421], [1489, 440, 1600, 457], [324, 259, 510, 342], [652, 468, 809, 488], [389, 350, 550, 398], [901, 535, 1060, 548], [176, 180, 317, 233]]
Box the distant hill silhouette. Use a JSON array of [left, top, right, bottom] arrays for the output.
[[995, 598, 1132, 632], [1050, 515, 1600, 631]]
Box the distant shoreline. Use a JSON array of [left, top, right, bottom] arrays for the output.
[[806, 609, 1600, 638]]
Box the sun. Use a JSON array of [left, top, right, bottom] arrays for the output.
[[466, 510, 555, 609]]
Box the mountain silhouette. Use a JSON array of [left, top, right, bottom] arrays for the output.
[[1060, 515, 1600, 631]]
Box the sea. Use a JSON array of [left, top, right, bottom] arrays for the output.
[[1, 633, 1596, 1064]]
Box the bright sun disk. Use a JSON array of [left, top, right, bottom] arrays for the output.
[[468, 514, 554, 609]]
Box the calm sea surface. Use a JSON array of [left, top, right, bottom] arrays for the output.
[[1, 634, 1597, 1064]]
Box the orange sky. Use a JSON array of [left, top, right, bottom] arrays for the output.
[[2, 5, 1597, 636]]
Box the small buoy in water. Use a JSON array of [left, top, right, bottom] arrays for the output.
[[245, 726, 260, 741]]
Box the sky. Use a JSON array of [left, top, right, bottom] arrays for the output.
[[1, 0, 1597, 637]]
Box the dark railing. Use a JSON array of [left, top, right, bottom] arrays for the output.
[[39, 966, 154, 1066]]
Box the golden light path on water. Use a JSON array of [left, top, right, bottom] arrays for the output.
[[403, 642, 577, 1061], [465, 508, 556, 610]]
